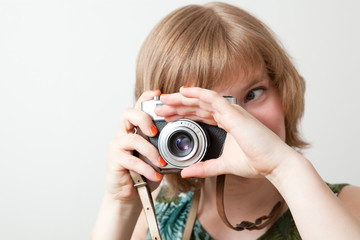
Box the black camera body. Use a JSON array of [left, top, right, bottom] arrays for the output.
[[141, 95, 236, 172]]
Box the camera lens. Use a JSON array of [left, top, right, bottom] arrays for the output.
[[168, 131, 194, 157], [158, 119, 208, 168]]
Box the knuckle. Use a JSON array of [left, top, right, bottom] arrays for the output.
[[126, 134, 138, 146], [142, 142, 157, 156], [207, 90, 218, 99], [124, 106, 133, 112], [191, 98, 201, 107], [131, 159, 149, 175], [109, 138, 120, 150], [121, 107, 134, 119], [197, 109, 211, 118], [175, 107, 186, 116], [106, 153, 126, 171], [138, 90, 158, 103], [109, 134, 136, 150]]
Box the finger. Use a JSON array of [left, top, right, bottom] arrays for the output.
[[109, 151, 162, 182], [155, 104, 214, 120], [179, 87, 245, 132], [110, 134, 162, 168], [180, 158, 227, 178], [160, 92, 200, 107], [117, 108, 158, 137], [163, 115, 217, 125], [179, 86, 234, 115], [134, 89, 161, 109]]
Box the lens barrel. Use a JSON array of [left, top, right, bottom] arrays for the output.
[[158, 119, 208, 168]]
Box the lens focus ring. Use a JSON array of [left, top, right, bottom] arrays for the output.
[[158, 119, 208, 168]]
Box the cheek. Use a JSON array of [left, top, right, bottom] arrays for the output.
[[250, 100, 286, 141]]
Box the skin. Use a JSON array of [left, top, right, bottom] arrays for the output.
[[91, 72, 360, 239], [91, 90, 163, 240]]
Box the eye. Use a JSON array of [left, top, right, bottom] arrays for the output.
[[244, 88, 264, 103]]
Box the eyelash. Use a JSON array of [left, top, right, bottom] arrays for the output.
[[244, 87, 265, 103]]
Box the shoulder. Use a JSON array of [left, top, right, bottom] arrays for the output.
[[326, 183, 349, 195], [338, 185, 360, 219]]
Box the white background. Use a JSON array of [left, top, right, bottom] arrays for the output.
[[1, 0, 359, 239]]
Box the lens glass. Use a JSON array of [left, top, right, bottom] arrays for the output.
[[168, 131, 194, 158]]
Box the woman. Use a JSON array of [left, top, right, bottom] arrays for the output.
[[91, 2, 360, 239]]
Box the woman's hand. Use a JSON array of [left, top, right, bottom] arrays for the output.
[[92, 90, 165, 240], [106, 90, 164, 203], [155, 87, 297, 179]]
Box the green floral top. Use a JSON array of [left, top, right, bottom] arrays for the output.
[[147, 183, 348, 240]]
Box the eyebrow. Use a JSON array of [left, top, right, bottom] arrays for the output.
[[218, 71, 268, 94], [236, 73, 268, 92], [242, 75, 268, 91]]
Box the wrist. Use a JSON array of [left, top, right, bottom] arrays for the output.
[[91, 193, 143, 240], [265, 148, 309, 191], [103, 192, 142, 215]]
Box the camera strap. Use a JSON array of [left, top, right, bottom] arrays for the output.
[[129, 170, 162, 240], [130, 172, 283, 239], [182, 188, 201, 240], [130, 168, 200, 240], [216, 174, 284, 231]]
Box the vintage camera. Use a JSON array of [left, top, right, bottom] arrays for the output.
[[141, 95, 236, 172]]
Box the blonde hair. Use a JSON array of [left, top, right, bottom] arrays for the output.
[[135, 2, 307, 194]]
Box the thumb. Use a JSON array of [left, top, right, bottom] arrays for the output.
[[180, 158, 226, 178]]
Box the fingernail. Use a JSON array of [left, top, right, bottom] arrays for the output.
[[150, 125, 158, 135], [155, 172, 162, 180], [159, 156, 167, 167], [152, 89, 160, 92], [182, 176, 195, 179], [160, 93, 168, 96]]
